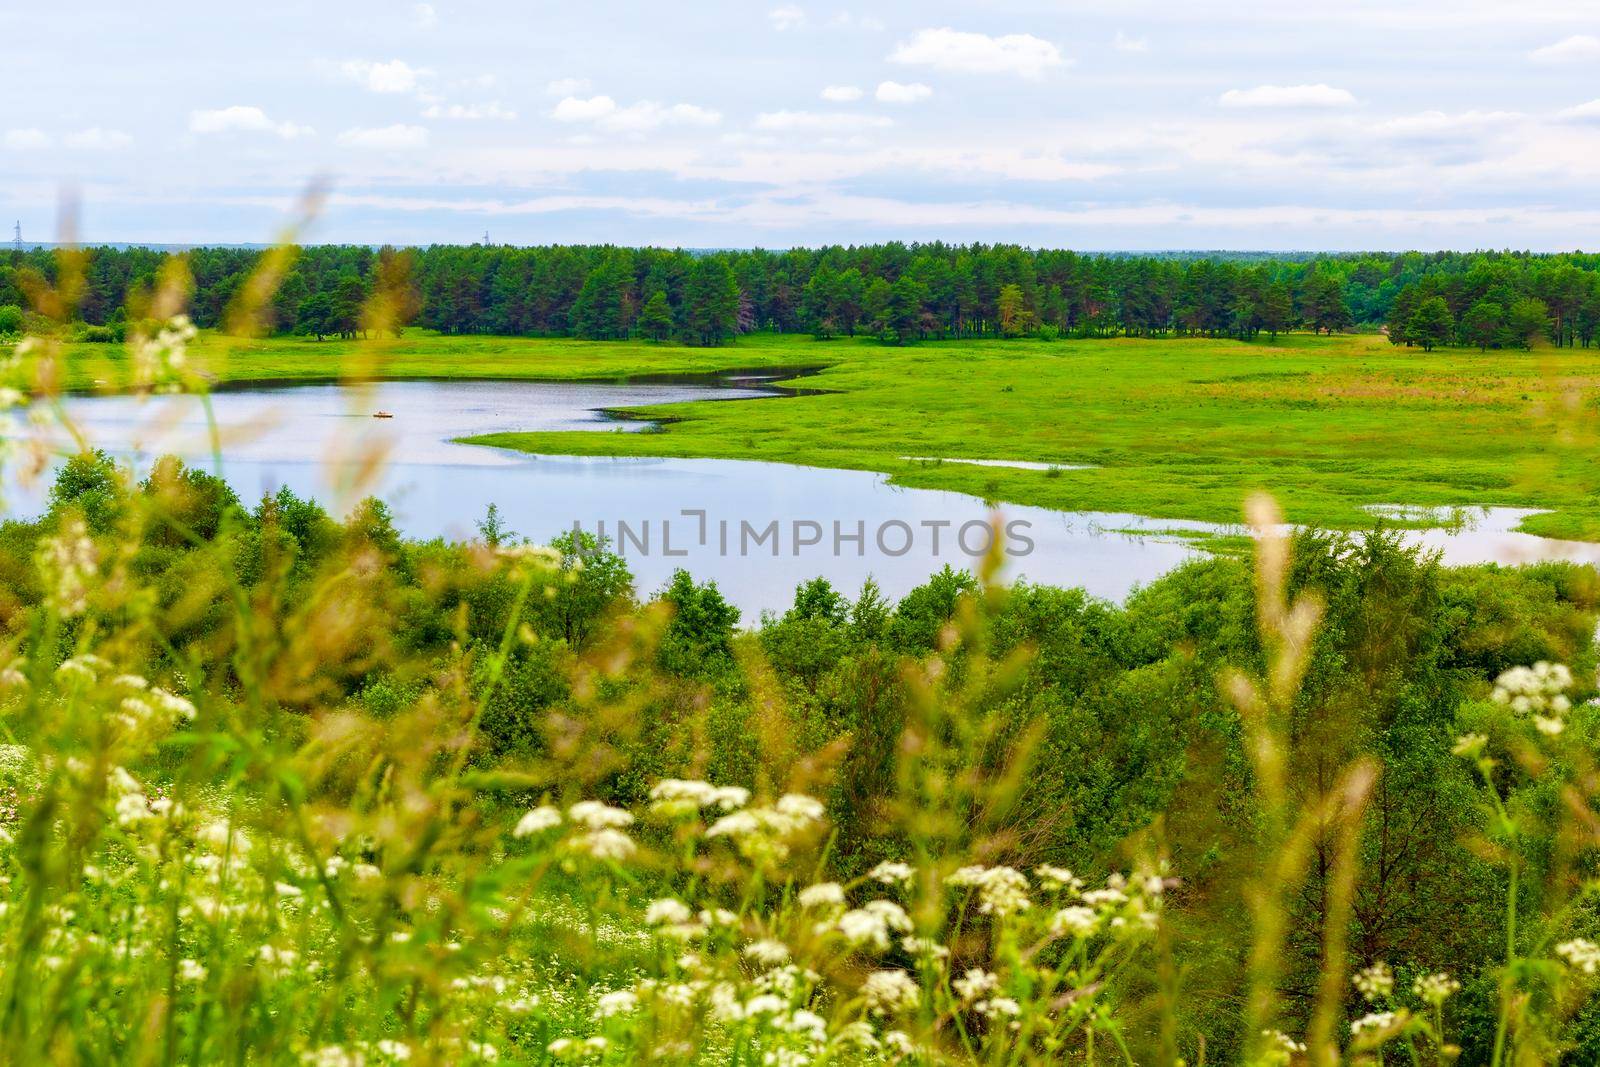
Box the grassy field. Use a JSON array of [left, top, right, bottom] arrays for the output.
[[52, 328, 1600, 540]]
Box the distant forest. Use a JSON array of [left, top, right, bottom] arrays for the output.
[[4, 243, 1600, 349]]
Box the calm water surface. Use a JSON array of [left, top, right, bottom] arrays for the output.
[[12, 380, 1599, 617]]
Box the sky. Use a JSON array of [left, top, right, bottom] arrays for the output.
[[4, 0, 1600, 251]]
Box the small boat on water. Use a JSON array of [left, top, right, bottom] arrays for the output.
[[373, 411, 394, 419]]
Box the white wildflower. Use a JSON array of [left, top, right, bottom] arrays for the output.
[[946, 865, 1031, 916], [832, 1021, 881, 1050], [130, 314, 197, 392], [1350, 1010, 1401, 1036], [744, 939, 791, 967], [1035, 864, 1083, 893], [649, 779, 750, 816], [952, 968, 998, 1002], [502, 994, 539, 1014], [1261, 1029, 1306, 1064], [1558, 938, 1600, 974], [797, 882, 845, 908], [706, 811, 761, 838], [114, 791, 151, 828], [706, 796, 825, 863], [595, 989, 639, 1018], [645, 898, 693, 927], [868, 861, 914, 885], [776, 794, 824, 822], [513, 805, 562, 837], [302, 1046, 363, 1067], [567, 800, 633, 830], [1353, 961, 1393, 1001], [569, 828, 635, 862], [1413, 972, 1460, 1004], [975, 996, 1021, 1020], [744, 993, 786, 1016], [1051, 905, 1099, 937], [151, 688, 196, 720], [38, 517, 97, 618], [835, 899, 912, 951], [862, 969, 919, 1016], [1493, 662, 1576, 731]]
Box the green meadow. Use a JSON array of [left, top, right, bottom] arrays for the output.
[[62, 328, 1600, 540]]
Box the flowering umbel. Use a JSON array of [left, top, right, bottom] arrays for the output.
[[37, 516, 97, 617]]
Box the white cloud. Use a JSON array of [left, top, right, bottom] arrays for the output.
[[551, 96, 722, 132], [1113, 31, 1148, 53], [613, 103, 722, 132], [189, 106, 312, 139], [1219, 84, 1357, 108], [62, 127, 133, 150], [876, 81, 932, 104], [337, 124, 430, 149], [1529, 34, 1600, 63], [423, 101, 517, 121], [3, 128, 50, 150], [1559, 99, 1600, 123], [753, 110, 893, 132], [889, 27, 1063, 79], [769, 5, 805, 30], [411, 3, 436, 29], [551, 95, 618, 122], [821, 85, 864, 103], [341, 59, 428, 94], [826, 12, 885, 31], [1375, 109, 1519, 134], [545, 77, 592, 97]]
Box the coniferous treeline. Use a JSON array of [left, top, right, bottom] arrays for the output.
[[4, 242, 1600, 348]]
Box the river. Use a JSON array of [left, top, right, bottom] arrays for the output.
[[9, 378, 1598, 618]]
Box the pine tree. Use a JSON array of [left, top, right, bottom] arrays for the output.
[[570, 258, 627, 339], [1459, 300, 1504, 351], [1260, 282, 1293, 340], [997, 283, 1029, 337], [682, 258, 739, 346], [1505, 297, 1551, 350], [1405, 296, 1453, 352], [635, 290, 674, 342], [1387, 285, 1420, 346]]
